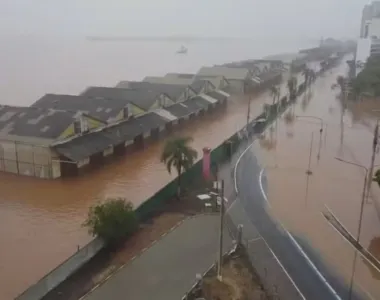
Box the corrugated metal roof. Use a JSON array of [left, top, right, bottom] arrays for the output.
[[115, 81, 186, 100], [32, 94, 126, 122], [164, 103, 192, 118], [0, 105, 81, 140], [81, 86, 162, 111], [54, 112, 168, 161], [197, 66, 250, 81]]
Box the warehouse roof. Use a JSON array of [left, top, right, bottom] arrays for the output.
[[32, 94, 128, 122], [54, 112, 168, 161], [115, 81, 187, 100], [81, 86, 165, 111], [0, 105, 86, 140], [197, 66, 250, 81]]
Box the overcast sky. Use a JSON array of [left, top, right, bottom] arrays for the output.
[[0, 0, 370, 39]]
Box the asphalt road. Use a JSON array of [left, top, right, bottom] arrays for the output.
[[233, 76, 365, 299]]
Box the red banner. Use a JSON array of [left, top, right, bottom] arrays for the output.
[[202, 147, 211, 180]]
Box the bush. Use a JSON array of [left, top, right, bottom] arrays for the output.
[[84, 198, 138, 245]]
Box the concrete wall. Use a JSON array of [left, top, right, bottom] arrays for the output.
[[16, 237, 105, 300], [0, 140, 55, 178]]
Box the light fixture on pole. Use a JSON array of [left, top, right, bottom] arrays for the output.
[[334, 157, 380, 300], [296, 115, 324, 161]]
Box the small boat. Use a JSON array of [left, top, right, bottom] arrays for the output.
[[176, 45, 188, 54]]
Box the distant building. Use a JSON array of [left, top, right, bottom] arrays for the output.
[[196, 66, 253, 93], [361, 2, 380, 38], [356, 2, 380, 75], [32, 94, 141, 123], [115, 81, 197, 102], [81, 87, 174, 112], [143, 73, 230, 92]]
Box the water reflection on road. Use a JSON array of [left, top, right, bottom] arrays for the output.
[[253, 64, 380, 298]]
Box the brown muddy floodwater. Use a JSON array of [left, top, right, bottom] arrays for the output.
[[253, 62, 380, 298], [0, 89, 277, 298]]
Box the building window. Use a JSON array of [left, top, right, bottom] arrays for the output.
[[74, 120, 81, 134], [74, 117, 89, 134], [123, 107, 129, 119], [81, 118, 89, 132]]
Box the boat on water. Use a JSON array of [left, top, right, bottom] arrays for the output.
[[176, 45, 188, 54]]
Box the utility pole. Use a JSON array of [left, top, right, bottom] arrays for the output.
[[367, 120, 379, 199], [306, 132, 314, 175], [217, 179, 225, 281], [246, 96, 251, 128], [335, 157, 370, 300]]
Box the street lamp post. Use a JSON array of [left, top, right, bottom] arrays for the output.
[[246, 96, 251, 128], [296, 115, 324, 161], [366, 119, 379, 200], [306, 132, 314, 175], [334, 157, 380, 300]]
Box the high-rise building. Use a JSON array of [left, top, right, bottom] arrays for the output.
[[360, 1, 380, 38], [356, 1, 380, 75], [361, 5, 372, 38]]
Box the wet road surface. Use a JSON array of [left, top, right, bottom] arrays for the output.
[[249, 62, 380, 298]]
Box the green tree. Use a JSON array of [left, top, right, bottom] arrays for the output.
[[287, 77, 298, 99], [351, 56, 380, 97], [161, 136, 198, 198], [270, 86, 280, 106], [373, 169, 380, 187], [334, 76, 345, 92], [302, 68, 310, 86], [84, 198, 138, 246]]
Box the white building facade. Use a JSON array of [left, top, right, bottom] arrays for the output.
[[356, 2, 380, 75]]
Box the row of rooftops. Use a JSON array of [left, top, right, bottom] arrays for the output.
[[0, 57, 291, 150]]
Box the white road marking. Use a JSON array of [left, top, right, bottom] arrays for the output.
[[233, 128, 341, 300], [323, 206, 380, 274], [261, 238, 306, 300], [233, 135, 306, 299], [321, 213, 376, 300], [259, 168, 271, 207], [259, 167, 341, 299]]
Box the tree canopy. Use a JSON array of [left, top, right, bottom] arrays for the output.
[[84, 198, 138, 245], [161, 136, 198, 197], [161, 136, 198, 175], [287, 77, 298, 99], [351, 56, 380, 97]]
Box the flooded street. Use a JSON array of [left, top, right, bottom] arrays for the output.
[[253, 62, 380, 298], [0, 35, 319, 299], [0, 81, 276, 298]]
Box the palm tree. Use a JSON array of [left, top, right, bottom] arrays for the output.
[[331, 76, 346, 95], [161, 136, 198, 198], [302, 68, 310, 86], [287, 77, 297, 99], [270, 85, 280, 105]]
